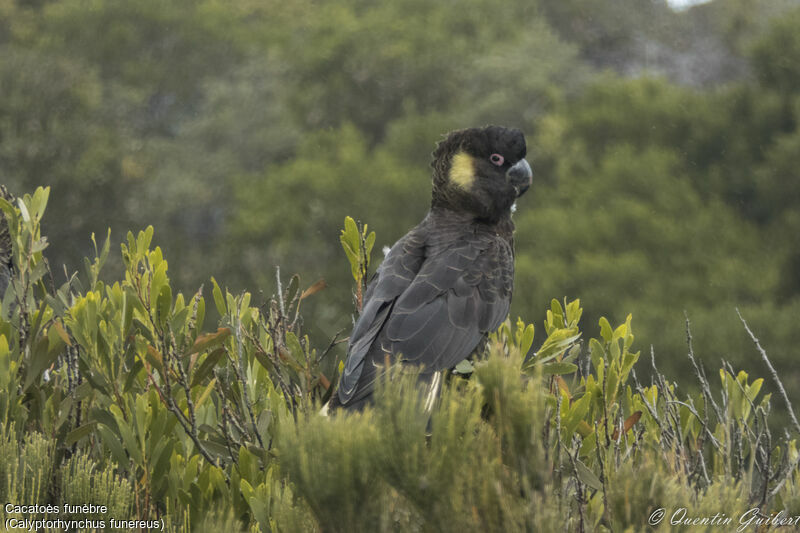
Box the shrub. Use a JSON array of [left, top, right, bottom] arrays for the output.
[[0, 189, 798, 532]]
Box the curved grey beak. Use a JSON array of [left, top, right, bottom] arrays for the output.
[[507, 158, 532, 196]]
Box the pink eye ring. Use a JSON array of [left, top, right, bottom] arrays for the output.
[[489, 153, 504, 166]]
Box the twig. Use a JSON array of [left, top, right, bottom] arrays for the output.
[[667, 400, 721, 452], [736, 309, 800, 436], [148, 370, 221, 472], [233, 314, 265, 449], [316, 330, 346, 364], [770, 454, 800, 498], [594, 422, 611, 526], [684, 313, 724, 424], [275, 266, 285, 317], [565, 440, 586, 533], [601, 356, 610, 447]]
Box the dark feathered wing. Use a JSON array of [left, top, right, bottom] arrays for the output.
[[337, 214, 513, 407], [337, 225, 426, 404]]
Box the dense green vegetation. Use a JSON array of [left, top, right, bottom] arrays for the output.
[[2, 0, 799, 392], [1, 1, 800, 527], [2, 189, 800, 532]]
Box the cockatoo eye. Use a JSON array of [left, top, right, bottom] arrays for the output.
[[489, 153, 504, 166]]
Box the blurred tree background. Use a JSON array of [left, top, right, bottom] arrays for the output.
[[1, 0, 799, 394]]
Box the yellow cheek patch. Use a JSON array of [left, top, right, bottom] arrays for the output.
[[448, 152, 475, 189]]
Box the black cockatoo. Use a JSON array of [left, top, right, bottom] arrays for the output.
[[329, 126, 532, 411]]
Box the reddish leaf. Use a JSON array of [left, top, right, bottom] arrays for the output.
[[300, 279, 327, 300], [53, 321, 72, 346], [612, 411, 642, 440], [185, 327, 231, 357], [576, 420, 593, 438], [554, 375, 571, 399], [146, 345, 165, 376], [624, 411, 642, 432], [318, 372, 331, 390]]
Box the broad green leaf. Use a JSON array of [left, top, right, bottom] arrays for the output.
[[191, 348, 226, 387], [542, 362, 578, 375], [98, 424, 128, 467], [599, 317, 613, 343], [195, 378, 217, 408], [211, 277, 226, 316], [530, 328, 581, 367], [519, 322, 535, 356], [575, 459, 603, 491], [65, 422, 97, 445], [286, 332, 305, 365], [111, 404, 142, 464], [365, 231, 376, 263], [453, 359, 475, 374]]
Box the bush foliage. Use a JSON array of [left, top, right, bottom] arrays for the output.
[[1, 191, 799, 532], [3, 0, 800, 390]]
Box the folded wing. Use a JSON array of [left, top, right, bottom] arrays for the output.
[[337, 219, 513, 407]]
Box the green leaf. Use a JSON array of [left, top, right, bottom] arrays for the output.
[[606, 365, 620, 407], [0, 197, 19, 233], [151, 440, 175, 485], [150, 260, 168, 312], [542, 362, 578, 375], [170, 305, 192, 334], [562, 343, 581, 364], [148, 406, 167, 455], [747, 378, 764, 401], [133, 317, 155, 345], [31, 186, 50, 220], [599, 317, 613, 343], [589, 338, 605, 370], [565, 299, 582, 327], [156, 284, 172, 326], [286, 332, 305, 365], [31, 238, 48, 253], [364, 230, 376, 267], [191, 347, 226, 387], [98, 424, 129, 467], [564, 391, 592, 438], [519, 323, 535, 356], [550, 298, 564, 326], [65, 422, 97, 445], [340, 216, 362, 281], [17, 197, 31, 223], [111, 405, 143, 464], [54, 396, 73, 431], [139, 226, 154, 254], [195, 378, 216, 408], [135, 393, 148, 448], [211, 277, 226, 316], [253, 348, 273, 373], [530, 329, 581, 367], [575, 459, 603, 491], [22, 335, 60, 393], [453, 359, 475, 375], [194, 295, 206, 332]]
